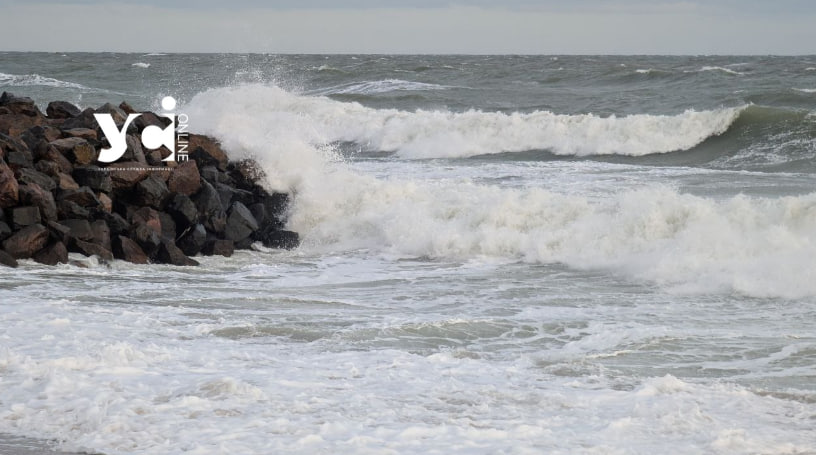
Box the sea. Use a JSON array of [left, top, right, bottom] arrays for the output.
[[0, 53, 815, 454]]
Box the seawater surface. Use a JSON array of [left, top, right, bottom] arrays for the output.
[[0, 53, 815, 454]]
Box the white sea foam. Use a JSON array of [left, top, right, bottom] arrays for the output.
[[793, 88, 816, 93], [687, 66, 745, 76], [308, 79, 450, 96], [0, 72, 89, 90], [184, 84, 816, 298], [805, 67, 816, 71], [132, 62, 151, 68]]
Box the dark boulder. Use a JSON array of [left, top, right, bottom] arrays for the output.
[[107, 161, 150, 189], [61, 219, 94, 241], [49, 137, 96, 165], [6, 150, 34, 171], [123, 134, 147, 164], [11, 206, 41, 229], [188, 134, 229, 171], [202, 238, 234, 257], [56, 173, 80, 191], [192, 180, 226, 234], [0, 221, 12, 241], [2, 223, 49, 258], [15, 168, 56, 192], [19, 183, 58, 222], [165, 193, 198, 229], [0, 92, 42, 117], [0, 249, 18, 267], [0, 162, 19, 208], [178, 223, 207, 256], [167, 160, 200, 196], [46, 101, 81, 119], [71, 238, 113, 261], [62, 128, 98, 141], [257, 229, 300, 250], [134, 174, 169, 208], [34, 160, 61, 177], [58, 187, 101, 208], [113, 235, 148, 264], [156, 239, 198, 266], [158, 211, 176, 240], [225, 201, 259, 242], [130, 207, 162, 256], [33, 241, 68, 265], [57, 199, 90, 219], [90, 220, 111, 251], [102, 212, 130, 236]]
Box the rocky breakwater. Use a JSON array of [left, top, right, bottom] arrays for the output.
[[0, 92, 299, 268]]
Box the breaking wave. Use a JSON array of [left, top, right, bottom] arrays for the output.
[[0, 72, 90, 90]]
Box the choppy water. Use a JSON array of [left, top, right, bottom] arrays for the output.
[[1, 53, 815, 454]]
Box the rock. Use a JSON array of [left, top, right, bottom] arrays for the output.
[[15, 168, 57, 192], [134, 111, 170, 132], [107, 161, 150, 189], [97, 192, 113, 213], [202, 238, 234, 257], [199, 166, 223, 185], [123, 134, 147, 164], [49, 137, 96, 165], [0, 249, 17, 267], [0, 221, 12, 240], [61, 219, 94, 241], [130, 207, 162, 256], [156, 238, 198, 266], [6, 150, 34, 171], [102, 212, 130, 236], [46, 101, 81, 119], [18, 184, 57, 222], [113, 235, 148, 264], [73, 166, 112, 193], [11, 206, 41, 229], [215, 182, 254, 208], [19, 126, 61, 152], [34, 160, 60, 177], [63, 128, 98, 141], [95, 103, 127, 124], [57, 199, 90, 219], [58, 187, 101, 208], [119, 101, 136, 115], [58, 108, 97, 130], [225, 201, 259, 242], [46, 220, 71, 243], [158, 211, 176, 240], [258, 229, 300, 250], [178, 223, 206, 256], [56, 173, 80, 191], [2, 223, 49, 258], [34, 142, 74, 174], [134, 174, 169, 208], [71, 238, 113, 261], [0, 92, 42, 117], [0, 111, 44, 137], [165, 193, 198, 230], [192, 180, 226, 233], [0, 162, 19, 208], [33, 241, 68, 265], [90, 220, 111, 251], [249, 202, 267, 227], [167, 160, 200, 196], [230, 159, 266, 190], [188, 134, 229, 171]]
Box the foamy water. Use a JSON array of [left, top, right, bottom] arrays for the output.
[[1, 54, 815, 454]]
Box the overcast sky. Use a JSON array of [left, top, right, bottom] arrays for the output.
[[0, 0, 814, 54]]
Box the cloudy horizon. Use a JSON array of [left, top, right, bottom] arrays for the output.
[[0, 1, 814, 54]]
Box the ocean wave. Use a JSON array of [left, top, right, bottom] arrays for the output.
[[131, 62, 151, 68], [143, 52, 167, 56], [793, 88, 816, 93], [308, 79, 451, 96], [0, 72, 90, 90], [686, 66, 745, 76], [183, 84, 816, 298], [197, 84, 742, 159]]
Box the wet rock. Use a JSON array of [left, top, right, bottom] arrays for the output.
[[33, 241, 68, 265], [46, 101, 81, 119], [0, 162, 19, 208], [156, 238, 198, 266], [130, 207, 162, 256], [50, 137, 96, 165], [257, 229, 300, 250], [58, 108, 97, 130], [119, 101, 136, 115], [19, 126, 61, 152], [71, 238, 113, 261], [202, 238, 234, 257], [11, 206, 41, 229], [0, 92, 42, 117], [46, 220, 71, 243], [178, 223, 206, 256], [123, 134, 147, 164], [102, 212, 130, 236], [192, 180, 226, 234], [158, 211, 176, 240], [225, 201, 259, 242], [3, 223, 49, 259], [73, 166, 112, 193], [57, 199, 90, 219], [34, 160, 61, 177], [168, 160, 200, 196], [113, 235, 148, 264], [56, 172, 80, 191], [18, 184, 57, 222], [0, 248, 18, 267]]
